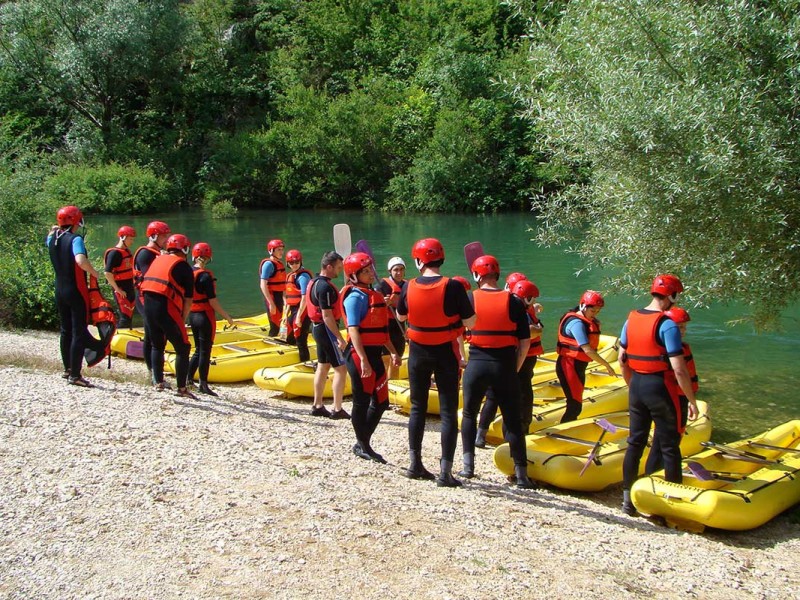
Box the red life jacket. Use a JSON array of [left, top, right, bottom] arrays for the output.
[[133, 245, 160, 289], [526, 306, 544, 357], [285, 267, 313, 306], [104, 246, 134, 282], [406, 277, 462, 345], [468, 289, 518, 349], [382, 276, 404, 318], [306, 276, 342, 324], [260, 256, 286, 293], [556, 310, 600, 362], [624, 309, 671, 373], [141, 253, 188, 316], [342, 285, 389, 346], [190, 267, 216, 314], [84, 275, 116, 368]]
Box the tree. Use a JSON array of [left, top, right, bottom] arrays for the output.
[[521, 0, 800, 327], [0, 0, 186, 159]]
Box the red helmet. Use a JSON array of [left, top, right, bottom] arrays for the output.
[[651, 274, 684, 297], [192, 242, 212, 260], [117, 225, 136, 238], [286, 249, 302, 263], [267, 239, 285, 252], [580, 290, 605, 308], [512, 280, 540, 300], [56, 206, 84, 227], [166, 234, 191, 254], [664, 307, 691, 324], [343, 252, 373, 278], [471, 255, 500, 279], [146, 221, 171, 238], [452, 275, 471, 291], [505, 272, 528, 288], [411, 238, 445, 265]]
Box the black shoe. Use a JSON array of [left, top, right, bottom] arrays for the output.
[[198, 383, 218, 397], [353, 443, 372, 461], [403, 465, 436, 481], [474, 439, 486, 449], [436, 472, 463, 488], [457, 468, 474, 479], [622, 501, 638, 517], [516, 477, 538, 490], [329, 409, 350, 420], [68, 376, 94, 388], [311, 405, 331, 417], [365, 447, 387, 464]]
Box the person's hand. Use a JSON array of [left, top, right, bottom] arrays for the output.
[[226, 317, 235, 327], [459, 357, 468, 369], [360, 360, 373, 378], [687, 401, 699, 421], [336, 337, 347, 351], [292, 321, 302, 338], [391, 353, 402, 368], [534, 303, 544, 314], [268, 303, 277, 315]]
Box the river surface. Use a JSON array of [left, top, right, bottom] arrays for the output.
[[89, 209, 799, 441]]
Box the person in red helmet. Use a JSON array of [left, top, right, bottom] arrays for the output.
[[645, 306, 698, 475], [396, 238, 476, 486], [259, 239, 287, 337], [47, 206, 101, 387], [475, 278, 544, 448], [620, 275, 698, 516], [187, 242, 235, 397], [341, 252, 402, 463], [306, 251, 349, 419], [556, 290, 616, 423], [141, 234, 195, 399], [375, 256, 408, 379], [103, 225, 137, 328], [284, 249, 314, 362], [458, 255, 535, 488], [133, 220, 171, 374]]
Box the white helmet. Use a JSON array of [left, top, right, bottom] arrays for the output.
[[387, 256, 406, 271]]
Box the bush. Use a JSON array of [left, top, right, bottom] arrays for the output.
[[43, 163, 172, 214]]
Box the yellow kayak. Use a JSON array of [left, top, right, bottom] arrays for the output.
[[631, 420, 800, 532], [481, 368, 627, 445], [255, 357, 408, 398], [254, 362, 352, 398], [110, 313, 275, 358], [166, 337, 318, 383], [492, 401, 711, 492]]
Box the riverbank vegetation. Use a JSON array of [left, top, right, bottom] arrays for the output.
[[1, 0, 799, 327]]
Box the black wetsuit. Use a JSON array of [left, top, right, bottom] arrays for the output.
[[188, 269, 216, 384], [375, 278, 406, 358], [134, 246, 160, 372]]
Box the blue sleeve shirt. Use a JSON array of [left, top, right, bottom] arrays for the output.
[[564, 317, 590, 346], [296, 271, 312, 295], [343, 288, 370, 328], [260, 260, 276, 280]]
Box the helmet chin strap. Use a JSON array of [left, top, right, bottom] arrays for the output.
[[414, 258, 425, 272]]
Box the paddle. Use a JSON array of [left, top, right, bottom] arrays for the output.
[[746, 440, 800, 455], [126, 341, 144, 359], [354, 239, 380, 279], [333, 223, 352, 259], [686, 461, 743, 483], [579, 418, 618, 476], [464, 241, 484, 272], [700, 441, 779, 465]]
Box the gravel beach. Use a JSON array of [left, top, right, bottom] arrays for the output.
[[0, 328, 798, 599]]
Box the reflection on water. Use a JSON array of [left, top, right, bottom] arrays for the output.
[[89, 209, 799, 440]]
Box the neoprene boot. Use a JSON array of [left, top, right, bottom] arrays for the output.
[[404, 450, 435, 480], [514, 464, 537, 489], [437, 459, 463, 488], [198, 381, 218, 397], [474, 428, 488, 449], [457, 452, 475, 478], [622, 489, 638, 516]]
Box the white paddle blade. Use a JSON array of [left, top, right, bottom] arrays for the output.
[[333, 224, 352, 258]]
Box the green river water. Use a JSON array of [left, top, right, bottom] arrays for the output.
[[89, 209, 799, 441]]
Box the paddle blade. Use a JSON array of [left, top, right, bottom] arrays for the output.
[[596, 418, 618, 434], [125, 340, 144, 359], [686, 461, 714, 481], [355, 239, 379, 278], [333, 224, 352, 258], [464, 241, 484, 271]]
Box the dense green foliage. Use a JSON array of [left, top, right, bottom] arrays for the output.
[[522, 0, 800, 326], [0, 0, 549, 213]]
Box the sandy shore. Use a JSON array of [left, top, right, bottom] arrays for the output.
[[0, 328, 798, 599]]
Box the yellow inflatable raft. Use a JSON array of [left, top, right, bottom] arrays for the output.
[[492, 401, 711, 492], [530, 335, 619, 385], [255, 358, 408, 398], [388, 379, 463, 414], [166, 337, 318, 383], [111, 313, 275, 358], [481, 368, 627, 445], [631, 420, 800, 531]]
